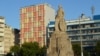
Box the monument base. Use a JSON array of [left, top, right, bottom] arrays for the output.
[[47, 31, 74, 56]]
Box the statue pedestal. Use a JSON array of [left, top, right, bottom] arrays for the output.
[[47, 31, 74, 56]]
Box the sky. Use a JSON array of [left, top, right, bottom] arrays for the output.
[[0, 0, 100, 29]]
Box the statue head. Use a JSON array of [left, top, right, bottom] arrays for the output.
[[56, 5, 64, 18]]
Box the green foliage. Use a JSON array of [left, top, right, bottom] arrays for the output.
[[21, 42, 40, 56], [72, 44, 90, 56], [10, 45, 20, 53], [72, 44, 81, 56], [83, 50, 88, 56], [39, 46, 47, 56], [10, 42, 47, 56], [95, 41, 100, 55]]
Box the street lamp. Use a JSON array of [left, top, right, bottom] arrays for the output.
[[79, 14, 84, 56]]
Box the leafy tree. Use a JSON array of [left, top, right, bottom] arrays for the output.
[[10, 42, 47, 56], [95, 41, 100, 56], [10, 45, 20, 53], [21, 42, 40, 56], [83, 50, 88, 56], [39, 46, 47, 56], [72, 44, 90, 56], [10, 45, 20, 56], [72, 44, 81, 56]]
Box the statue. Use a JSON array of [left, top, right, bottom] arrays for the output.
[[55, 5, 66, 32], [47, 5, 74, 56]]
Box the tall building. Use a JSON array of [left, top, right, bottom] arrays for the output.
[[0, 16, 5, 56], [20, 4, 55, 46], [4, 25, 15, 54], [48, 14, 100, 55]]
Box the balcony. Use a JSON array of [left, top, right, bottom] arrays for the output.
[[0, 29, 4, 32], [71, 38, 97, 42], [0, 19, 5, 23], [0, 33, 4, 36], [0, 42, 2, 46], [67, 26, 100, 31], [82, 44, 95, 47], [68, 32, 100, 37], [0, 37, 3, 41]]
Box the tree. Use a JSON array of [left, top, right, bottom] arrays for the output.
[[95, 41, 100, 56], [10, 42, 47, 56], [83, 50, 88, 56], [10, 45, 20, 56], [21, 42, 40, 56], [72, 44, 81, 56], [72, 44, 89, 56], [10, 45, 20, 53], [39, 46, 47, 56]]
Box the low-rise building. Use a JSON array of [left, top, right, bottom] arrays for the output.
[[0, 16, 5, 56], [4, 25, 15, 54], [0, 16, 20, 56], [48, 14, 100, 55]]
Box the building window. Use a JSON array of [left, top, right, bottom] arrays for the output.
[[49, 27, 54, 31]]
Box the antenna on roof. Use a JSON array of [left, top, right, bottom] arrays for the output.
[[91, 6, 95, 19]]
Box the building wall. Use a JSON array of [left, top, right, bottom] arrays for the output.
[[20, 4, 55, 46], [48, 15, 100, 47], [0, 16, 5, 55], [4, 25, 15, 54], [0, 17, 19, 55], [13, 29, 20, 45]]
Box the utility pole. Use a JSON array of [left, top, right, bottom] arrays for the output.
[[79, 14, 84, 56]]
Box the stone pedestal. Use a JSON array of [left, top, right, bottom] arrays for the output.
[[47, 6, 74, 56], [47, 31, 74, 56]]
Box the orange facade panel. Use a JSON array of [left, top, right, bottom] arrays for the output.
[[20, 5, 46, 46], [38, 16, 42, 20], [38, 37, 42, 42], [39, 5, 44, 10], [20, 34, 24, 38], [21, 13, 26, 19], [28, 23, 32, 28], [28, 38, 34, 42], [34, 32, 37, 37], [32, 6, 36, 12], [38, 27, 42, 31], [27, 7, 32, 12], [23, 28, 28, 32], [40, 21, 44, 25]]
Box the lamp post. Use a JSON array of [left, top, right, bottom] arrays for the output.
[[79, 14, 84, 56]]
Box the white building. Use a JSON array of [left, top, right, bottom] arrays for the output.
[[4, 25, 15, 54], [0, 16, 5, 56]]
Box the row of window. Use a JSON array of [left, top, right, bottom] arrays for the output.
[[70, 36, 100, 40], [67, 29, 100, 35], [67, 23, 100, 30], [21, 5, 44, 14], [21, 31, 45, 38], [21, 22, 45, 28]]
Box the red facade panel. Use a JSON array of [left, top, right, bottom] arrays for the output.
[[38, 37, 42, 42], [20, 4, 46, 46]]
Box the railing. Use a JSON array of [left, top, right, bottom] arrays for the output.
[[67, 26, 100, 31], [0, 38, 3, 41], [68, 32, 100, 36]]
